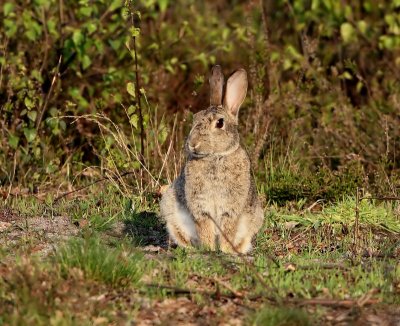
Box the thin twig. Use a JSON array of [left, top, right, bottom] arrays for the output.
[[156, 113, 178, 185], [53, 171, 134, 203], [129, 13, 145, 163], [356, 289, 378, 307], [192, 273, 244, 298], [0, 39, 8, 92], [296, 297, 380, 308], [5, 153, 17, 202], [143, 283, 235, 299], [353, 187, 360, 255], [259, 0, 271, 102], [293, 262, 349, 271], [36, 55, 62, 130], [40, 6, 49, 74], [300, 199, 324, 215]]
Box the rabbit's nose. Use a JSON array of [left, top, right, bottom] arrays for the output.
[[188, 143, 201, 152]]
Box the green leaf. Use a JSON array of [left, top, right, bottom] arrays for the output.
[[86, 22, 97, 34], [127, 105, 136, 115], [129, 114, 138, 129], [24, 97, 35, 109], [8, 134, 19, 149], [23, 12, 42, 41], [4, 18, 17, 37], [49, 107, 58, 117], [357, 20, 368, 35], [31, 69, 43, 83], [47, 18, 58, 37], [27, 110, 37, 122], [3, 2, 14, 16], [34, 0, 48, 6], [340, 22, 356, 44], [129, 27, 140, 37], [60, 120, 67, 131], [79, 6, 92, 17], [158, 125, 168, 145], [23, 128, 37, 143], [158, 0, 169, 12], [127, 82, 136, 97], [73, 30, 84, 46], [339, 71, 353, 80], [81, 55, 92, 70], [109, 0, 123, 11], [109, 39, 122, 51]]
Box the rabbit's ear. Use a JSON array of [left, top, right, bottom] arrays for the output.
[[209, 65, 224, 106], [223, 69, 248, 118]]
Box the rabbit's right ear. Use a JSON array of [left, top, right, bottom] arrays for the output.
[[223, 69, 248, 119], [209, 65, 224, 106]]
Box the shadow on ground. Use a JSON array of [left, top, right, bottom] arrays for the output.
[[123, 211, 168, 248]]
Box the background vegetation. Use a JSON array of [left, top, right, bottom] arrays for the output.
[[1, 0, 399, 200]]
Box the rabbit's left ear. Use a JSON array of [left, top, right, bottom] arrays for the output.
[[223, 69, 248, 119]]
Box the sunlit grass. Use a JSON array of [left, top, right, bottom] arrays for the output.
[[269, 197, 400, 233], [56, 235, 144, 287], [1, 190, 399, 324]]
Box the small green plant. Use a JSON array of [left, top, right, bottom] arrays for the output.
[[253, 307, 312, 326], [56, 235, 143, 286]]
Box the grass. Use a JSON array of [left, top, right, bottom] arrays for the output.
[[252, 307, 312, 326], [266, 196, 400, 232], [0, 186, 399, 325], [56, 235, 144, 286]]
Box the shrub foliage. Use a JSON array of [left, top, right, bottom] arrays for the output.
[[0, 0, 399, 199]]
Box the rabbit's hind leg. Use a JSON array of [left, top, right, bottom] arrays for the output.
[[160, 188, 198, 248], [219, 215, 254, 254], [232, 213, 263, 254], [166, 203, 199, 247]]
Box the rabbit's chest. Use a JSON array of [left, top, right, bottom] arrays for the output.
[[185, 159, 246, 218]]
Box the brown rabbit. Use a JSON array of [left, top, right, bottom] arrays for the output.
[[160, 65, 264, 254]]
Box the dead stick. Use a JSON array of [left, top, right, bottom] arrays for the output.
[[361, 196, 400, 201], [36, 55, 62, 130], [296, 298, 380, 308], [53, 171, 134, 202], [143, 283, 236, 299], [353, 187, 360, 255], [192, 273, 244, 298]]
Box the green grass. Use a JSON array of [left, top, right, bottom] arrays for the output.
[[56, 235, 144, 287], [252, 307, 312, 326], [0, 187, 399, 325], [269, 197, 400, 233]]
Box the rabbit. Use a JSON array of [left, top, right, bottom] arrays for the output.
[[160, 65, 264, 254]]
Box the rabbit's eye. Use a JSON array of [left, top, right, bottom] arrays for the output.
[[216, 118, 224, 129]]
